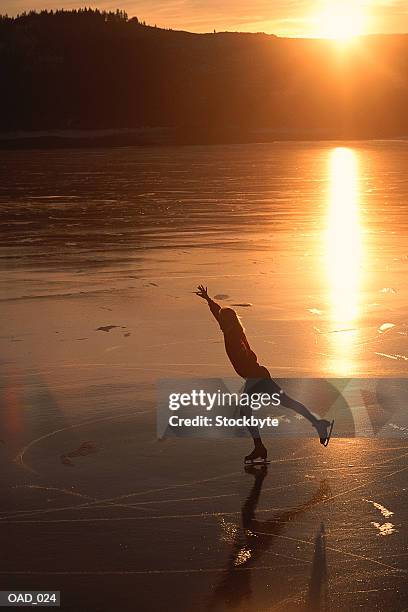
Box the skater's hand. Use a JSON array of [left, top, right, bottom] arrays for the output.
[[195, 284, 210, 301]]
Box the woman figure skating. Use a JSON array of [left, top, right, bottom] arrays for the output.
[[195, 285, 334, 464]]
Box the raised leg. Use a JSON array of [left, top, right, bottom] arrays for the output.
[[280, 392, 333, 445]]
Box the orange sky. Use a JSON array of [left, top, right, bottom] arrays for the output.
[[2, 0, 408, 37]]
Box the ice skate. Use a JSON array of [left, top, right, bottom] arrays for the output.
[[316, 418, 334, 447]]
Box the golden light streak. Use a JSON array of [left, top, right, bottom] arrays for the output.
[[326, 147, 362, 374]]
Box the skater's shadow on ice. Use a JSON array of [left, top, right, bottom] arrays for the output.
[[305, 522, 328, 611], [210, 466, 330, 610]]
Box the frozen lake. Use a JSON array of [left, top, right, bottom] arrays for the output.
[[0, 142, 407, 610]]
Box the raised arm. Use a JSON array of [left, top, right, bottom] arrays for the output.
[[195, 285, 221, 322]]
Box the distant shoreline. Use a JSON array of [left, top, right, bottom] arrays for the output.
[[1, 127, 407, 149], [2, 13, 408, 144]]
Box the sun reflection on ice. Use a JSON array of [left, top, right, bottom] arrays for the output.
[[326, 147, 363, 375]]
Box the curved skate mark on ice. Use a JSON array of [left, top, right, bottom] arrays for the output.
[[0, 486, 98, 517], [0, 510, 286, 523], [330, 586, 401, 594], [1, 459, 407, 527], [0, 457, 317, 521], [27, 458, 408, 525], [375, 352, 408, 362], [2, 461, 406, 525], [6, 448, 407, 522], [1, 492, 245, 518], [305, 449, 408, 473], [0, 499, 157, 520], [1, 456, 314, 515], [268, 593, 306, 612], [263, 550, 311, 565], [11, 485, 95, 503], [0, 480, 147, 517], [125, 479, 308, 509], [0, 471, 242, 520], [1, 530, 403, 577], [304, 460, 408, 519], [252, 530, 403, 573], [1, 564, 309, 576], [14, 410, 149, 475]]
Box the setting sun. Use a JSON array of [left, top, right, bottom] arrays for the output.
[[315, 1, 367, 41]]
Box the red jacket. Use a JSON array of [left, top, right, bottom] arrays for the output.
[[208, 299, 268, 379]]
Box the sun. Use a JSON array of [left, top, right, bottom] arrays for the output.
[[315, 1, 367, 41]]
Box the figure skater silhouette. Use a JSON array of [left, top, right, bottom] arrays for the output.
[[195, 285, 334, 464]]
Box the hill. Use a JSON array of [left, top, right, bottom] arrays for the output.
[[1, 9, 408, 144]]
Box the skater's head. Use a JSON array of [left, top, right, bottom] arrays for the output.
[[219, 307, 244, 334]]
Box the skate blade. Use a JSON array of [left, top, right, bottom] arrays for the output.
[[244, 459, 270, 465], [321, 419, 335, 447]]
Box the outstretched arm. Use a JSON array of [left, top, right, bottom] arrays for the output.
[[195, 284, 221, 322]]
